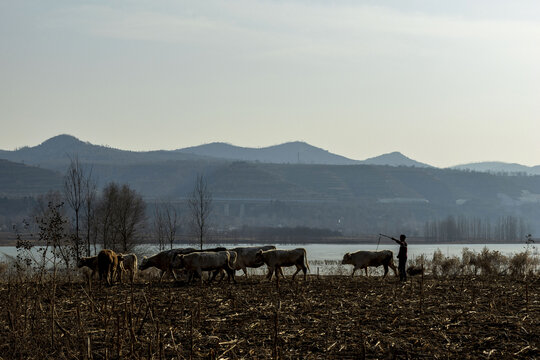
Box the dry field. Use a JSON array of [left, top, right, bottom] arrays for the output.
[[0, 275, 538, 359]]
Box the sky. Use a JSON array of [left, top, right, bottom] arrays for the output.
[[1, 0, 539, 168]]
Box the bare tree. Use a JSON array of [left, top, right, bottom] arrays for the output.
[[82, 170, 98, 255], [164, 202, 179, 250], [153, 202, 166, 251], [154, 201, 179, 250], [20, 191, 70, 282], [96, 183, 119, 250], [116, 184, 146, 252], [63, 156, 85, 258], [97, 182, 146, 252], [189, 174, 213, 250]]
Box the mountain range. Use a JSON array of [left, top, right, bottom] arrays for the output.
[[0, 134, 450, 170], [2, 134, 540, 235]]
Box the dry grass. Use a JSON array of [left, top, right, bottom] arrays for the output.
[[0, 273, 538, 359]]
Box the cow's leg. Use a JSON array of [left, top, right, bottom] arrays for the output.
[[364, 267, 368, 277], [217, 269, 225, 283], [211, 269, 225, 283], [197, 268, 204, 285], [277, 267, 285, 279], [292, 265, 301, 280], [242, 266, 248, 277], [221, 269, 229, 282], [302, 264, 307, 281], [226, 267, 236, 284], [389, 262, 398, 277], [224, 268, 235, 283], [383, 264, 389, 278], [351, 267, 357, 277], [159, 270, 166, 283], [266, 267, 274, 280]]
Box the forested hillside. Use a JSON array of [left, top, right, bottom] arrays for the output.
[[2, 136, 540, 238]]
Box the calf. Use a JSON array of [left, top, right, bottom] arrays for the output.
[[407, 265, 424, 277], [231, 245, 276, 276], [255, 248, 309, 281], [77, 256, 98, 283], [118, 253, 138, 283], [98, 249, 122, 286], [171, 251, 236, 285], [341, 250, 398, 278]]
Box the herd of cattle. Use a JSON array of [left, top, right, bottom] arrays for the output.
[[77, 246, 404, 285]]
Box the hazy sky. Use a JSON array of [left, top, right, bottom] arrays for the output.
[[1, 1, 539, 168]]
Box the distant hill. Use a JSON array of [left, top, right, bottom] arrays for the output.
[[452, 161, 540, 175], [0, 135, 436, 169], [0, 134, 216, 171], [176, 141, 360, 165], [360, 151, 432, 168], [0, 159, 62, 196]]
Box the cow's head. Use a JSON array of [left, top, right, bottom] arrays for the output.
[[77, 257, 86, 268], [139, 256, 148, 270], [342, 253, 352, 265]]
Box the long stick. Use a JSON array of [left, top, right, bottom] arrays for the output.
[[379, 233, 394, 240]]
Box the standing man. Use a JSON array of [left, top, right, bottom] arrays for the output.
[[392, 234, 408, 281]]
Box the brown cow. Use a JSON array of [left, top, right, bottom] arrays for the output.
[[255, 248, 309, 281], [98, 249, 122, 286], [341, 250, 398, 278]]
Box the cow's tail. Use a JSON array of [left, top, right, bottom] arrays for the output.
[[303, 248, 310, 272]]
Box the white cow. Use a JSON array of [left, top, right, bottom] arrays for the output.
[[118, 253, 138, 283], [255, 248, 309, 281], [171, 251, 236, 285], [341, 250, 398, 278]]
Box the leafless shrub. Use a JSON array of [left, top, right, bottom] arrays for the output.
[[431, 250, 461, 277], [509, 251, 540, 277], [475, 247, 508, 276], [409, 254, 429, 269], [461, 248, 479, 275]]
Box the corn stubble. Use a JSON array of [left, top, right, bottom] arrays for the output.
[[0, 274, 538, 359]]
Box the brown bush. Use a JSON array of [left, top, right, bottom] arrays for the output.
[[509, 251, 540, 277]]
